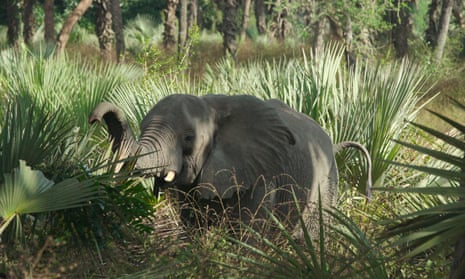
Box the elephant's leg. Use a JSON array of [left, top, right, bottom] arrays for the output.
[[293, 159, 338, 241]]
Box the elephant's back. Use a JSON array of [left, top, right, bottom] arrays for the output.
[[266, 99, 338, 200], [265, 99, 334, 152]]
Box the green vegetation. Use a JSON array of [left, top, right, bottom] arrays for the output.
[[1, 14, 465, 278]]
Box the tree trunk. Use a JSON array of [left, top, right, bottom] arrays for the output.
[[110, 0, 125, 63], [56, 0, 93, 55], [240, 0, 252, 41], [391, 0, 414, 58], [23, 0, 36, 46], [95, 0, 114, 61], [187, 0, 198, 30], [344, 16, 356, 68], [222, 0, 239, 58], [435, 0, 453, 62], [425, 0, 440, 48], [7, 0, 20, 47], [453, 0, 464, 27], [163, 0, 179, 50], [313, 12, 327, 54], [44, 0, 55, 44], [270, 0, 289, 41], [254, 0, 267, 35], [179, 0, 188, 52]]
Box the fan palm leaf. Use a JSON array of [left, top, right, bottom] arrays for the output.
[[380, 99, 465, 278], [0, 95, 72, 174], [0, 160, 101, 238]]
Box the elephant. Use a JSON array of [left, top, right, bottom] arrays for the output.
[[89, 94, 372, 231]]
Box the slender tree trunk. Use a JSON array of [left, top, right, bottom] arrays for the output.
[[110, 0, 125, 62], [222, 0, 239, 58], [391, 0, 414, 58], [270, 0, 289, 41], [344, 15, 356, 68], [56, 0, 93, 55], [95, 0, 114, 61], [44, 0, 55, 44], [425, 0, 440, 48], [163, 0, 179, 50], [435, 0, 453, 62], [240, 0, 252, 41], [453, 0, 464, 27], [313, 18, 326, 53], [254, 0, 267, 35], [23, 0, 36, 45], [179, 0, 188, 52], [7, 0, 20, 47], [187, 0, 198, 30], [313, 1, 327, 55]]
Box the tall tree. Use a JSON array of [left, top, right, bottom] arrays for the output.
[[179, 0, 188, 52], [110, 0, 125, 62], [254, 0, 267, 35], [240, 0, 252, 41], [56, 0, 93, 55], [425, 0, 441, 48], [435, 0, 453, 62], [390, 0, 415, 58], [6, 0, 20, 47], [270, 0, 289, 41], [312, 1, 327, 53], [221, 0, 239, 57], [23, 0, 36, 45], [44, 0, 55, 44], [163, 0, 179, 50], [187, 0, 198, 31], [95, 0, 114, 61]]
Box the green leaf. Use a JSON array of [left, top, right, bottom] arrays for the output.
[[0, 160, 102, 237], [393, 139, 463, 167]]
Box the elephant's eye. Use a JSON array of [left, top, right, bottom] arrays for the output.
[[183, 132, 195, 155], [184, 134, 195, 143]]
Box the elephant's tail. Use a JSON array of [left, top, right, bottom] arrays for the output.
[[334, 141, 373, 200]]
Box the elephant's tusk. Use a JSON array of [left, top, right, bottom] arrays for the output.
[[164, 171, 176, 182]]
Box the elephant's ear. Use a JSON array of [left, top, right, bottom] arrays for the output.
[[198, 95, 296, 200], [88, 102, 135, 152]]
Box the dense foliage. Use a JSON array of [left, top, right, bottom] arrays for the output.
[[0, 40, 462, 277], [1, 4, 465, 277]]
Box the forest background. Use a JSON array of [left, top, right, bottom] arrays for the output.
[[2, 0, 465, 278]]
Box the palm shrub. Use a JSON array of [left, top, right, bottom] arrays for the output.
[[219, 211, 387, 278], [0, 48, 155, 260], [0, 47, 143, 132], [380, 99, 465, 279], [0, 94, 103, 241]]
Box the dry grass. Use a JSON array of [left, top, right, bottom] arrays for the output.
[[417, 68, 465, 132]]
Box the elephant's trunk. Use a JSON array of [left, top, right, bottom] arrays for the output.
[[88, 102, 137, 153], [138, 118, 183, 183]]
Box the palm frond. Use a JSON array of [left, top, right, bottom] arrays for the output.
[[382, 100, 465, 262], [0, 160, 102, 238], [214, 190, 387, 278], [0, 95, 72, 174]]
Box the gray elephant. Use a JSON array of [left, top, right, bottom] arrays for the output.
[[89, 94, 371, 228]]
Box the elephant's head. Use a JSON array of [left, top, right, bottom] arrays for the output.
[[89, 95, 216, 189], [89, 94, 297, 199]]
